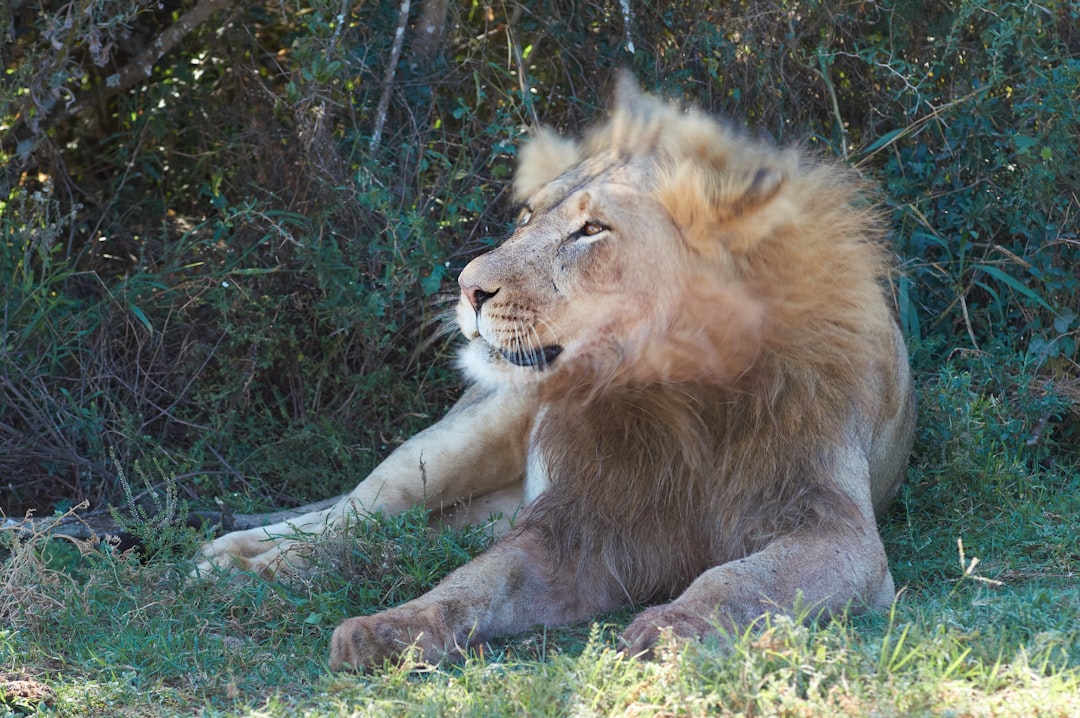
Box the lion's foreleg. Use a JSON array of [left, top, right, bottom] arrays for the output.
[[328, 528, 614, 670]]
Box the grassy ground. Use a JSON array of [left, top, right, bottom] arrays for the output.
[[3, 1, 1078, 715], [2, 350, 1078, 717]]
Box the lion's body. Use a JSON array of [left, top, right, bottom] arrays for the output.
[[197, 76, 915, 670]]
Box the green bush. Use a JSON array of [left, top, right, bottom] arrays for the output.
[[2, 0, 1077, 518]]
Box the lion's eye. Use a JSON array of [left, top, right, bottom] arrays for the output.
[[581, 221, 606, 237]]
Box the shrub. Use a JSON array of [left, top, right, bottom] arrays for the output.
[[2, 0, 1077, 517]]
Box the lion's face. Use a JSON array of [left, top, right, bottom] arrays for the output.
[[456, 157, 690, 390], [455, 146, 772, 395]]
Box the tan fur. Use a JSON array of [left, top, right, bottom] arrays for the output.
[[194, 75, 915, 671]]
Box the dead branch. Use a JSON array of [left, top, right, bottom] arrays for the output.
[[60, 0, 239, 122], [1, 495, 343, 543], [369, 0, 411, 151]]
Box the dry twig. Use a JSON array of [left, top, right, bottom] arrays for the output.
[[370, 0, 411, 151]]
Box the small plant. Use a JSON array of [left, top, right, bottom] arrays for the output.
[[272, 505, 496, 625], [110, 452, 205, 563]]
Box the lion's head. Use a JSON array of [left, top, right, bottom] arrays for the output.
[[457, 75, 890, 404]]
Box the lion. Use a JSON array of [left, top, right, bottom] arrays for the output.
[[196, 75, 916, 671]]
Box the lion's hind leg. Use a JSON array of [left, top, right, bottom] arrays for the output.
[[618, 481, 894, 655], [191, 383, 535, 579]]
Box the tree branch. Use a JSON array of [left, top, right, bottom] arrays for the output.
[[369, 0, 411, 151], [410, 0, 448, 64], [63, 0, 239, 120]]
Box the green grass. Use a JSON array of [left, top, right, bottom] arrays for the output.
[[3, 351, 1078, 717], [3, 584, 1078, 717], [2, 0, 1078, 714]]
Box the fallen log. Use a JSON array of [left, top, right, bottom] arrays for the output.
[[1, 496, 342, 546]]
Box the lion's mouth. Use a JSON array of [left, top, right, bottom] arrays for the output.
[[501, 345, 563, 369]]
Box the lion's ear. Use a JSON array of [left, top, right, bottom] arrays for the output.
[[731, 166, 786, 215], [611, 70, 650, 117], [513, 127, 582, 203], [658, 156, 793, 254]]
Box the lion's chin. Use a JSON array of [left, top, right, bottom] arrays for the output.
[[457, 339, 564, 388]]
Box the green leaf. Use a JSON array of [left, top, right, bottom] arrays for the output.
[[1013, 135, 1038, 155], [863, 127, 907, 155], [972, 263, 1057, 315], [127, 301, 153, 334], [1053, 311, 1077, 335], [421, 264, 446, 296]]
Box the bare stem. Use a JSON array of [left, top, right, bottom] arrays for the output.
[[370, 0, 412, 152]]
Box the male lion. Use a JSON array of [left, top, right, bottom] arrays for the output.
[[197, 76, 915, 670]]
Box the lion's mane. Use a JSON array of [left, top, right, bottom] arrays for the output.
[[509, 78, 904, 607]]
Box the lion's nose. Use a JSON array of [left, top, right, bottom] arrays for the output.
[[461, 285, 499, 313]]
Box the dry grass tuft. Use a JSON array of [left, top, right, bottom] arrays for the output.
[[0, 502, 104, 633]]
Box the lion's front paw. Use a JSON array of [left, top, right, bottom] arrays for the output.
[[619, 605, 724, 657], [329, 614, 444, 672]]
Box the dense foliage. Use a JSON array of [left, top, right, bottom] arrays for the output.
[[2, 0, 1078, 518]]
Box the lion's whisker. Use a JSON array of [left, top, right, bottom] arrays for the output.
[[526, 322, 549, 367]]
